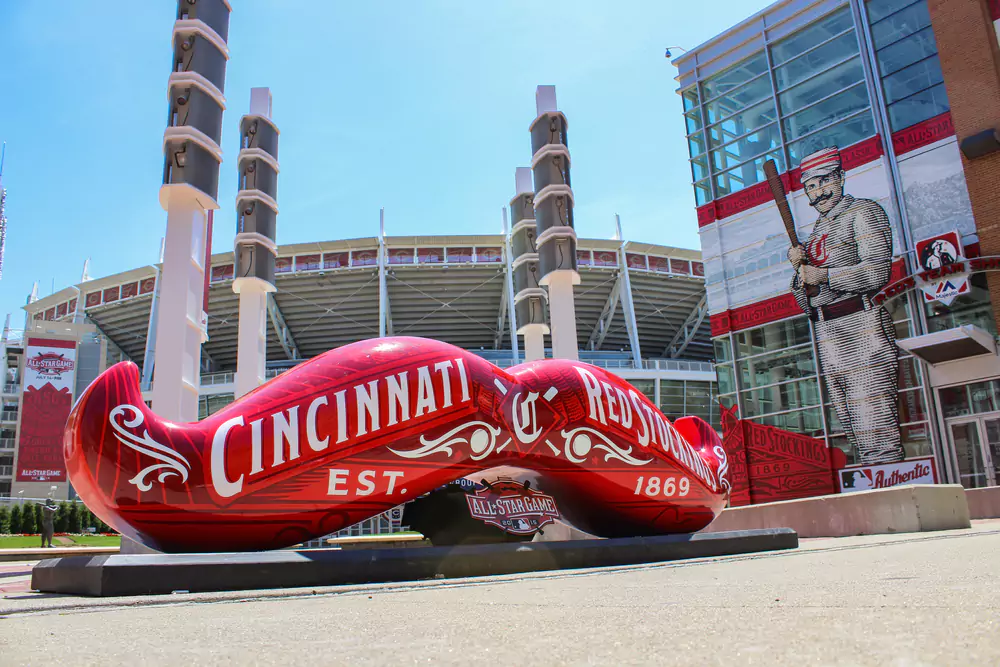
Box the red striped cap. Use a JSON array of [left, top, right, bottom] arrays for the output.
[[800, 147, 842, 182]]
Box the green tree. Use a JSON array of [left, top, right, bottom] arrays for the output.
[[34, 504, 43, 531], [0, 505, 9, 534], [67, 503, 82, 533], [55, 501, 69, 533], [9, 504, 22, 534], [21, 504, 36, 534]]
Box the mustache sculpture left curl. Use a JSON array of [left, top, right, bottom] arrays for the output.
[[65, 337, 730, 552]]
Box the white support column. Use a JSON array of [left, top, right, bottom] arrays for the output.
[[151, 197, 210, 422], [501, 208, 520, 364], [234, 285, 270, 397], [523, 327, 545, 361], [531, 86, 579, 361], [545, 271, 578, 360], [615, 215, 643, 367]]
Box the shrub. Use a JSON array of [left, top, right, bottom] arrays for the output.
[[67, 503, 82, 534], [9, 504, 22, 534], [21, 504, 36, 534], [55, 501, 70, 533], [0, 505, 9, 534], [34, 503, 43, 530]]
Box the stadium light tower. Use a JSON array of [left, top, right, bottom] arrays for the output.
[[233, 88, 279, 398], [530, 86, 580, 360], [509, 167, 549, 361], [152, 0, 230, 422]]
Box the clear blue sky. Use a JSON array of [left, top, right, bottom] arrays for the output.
[[0, 0, 769, 331]]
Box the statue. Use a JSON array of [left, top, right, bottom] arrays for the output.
[[36, 500, 57, 548], [64, 337, 730, 552]]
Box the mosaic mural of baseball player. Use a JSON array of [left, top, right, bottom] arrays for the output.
[[786, 147, 905, 465]]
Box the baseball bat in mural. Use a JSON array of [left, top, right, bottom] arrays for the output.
[[764, 158, 818, 298], [64, 337, 731, 552]]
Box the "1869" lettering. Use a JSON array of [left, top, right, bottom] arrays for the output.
[[633, 475, 690, 497]]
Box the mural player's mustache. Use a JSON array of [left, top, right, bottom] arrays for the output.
[[64, 336, 731, 552], [809, 191, 834, 206]]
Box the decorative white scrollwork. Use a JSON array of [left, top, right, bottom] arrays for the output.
[[389, 421, 503, 461], [109, 405, 191, 492], [559, 426, 653, 466], [713, 444, 731, 492]]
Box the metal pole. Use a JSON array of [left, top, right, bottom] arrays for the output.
[[615, 215, 643, 368], [502, 208, 520, 365], [378, 208, 387, 338]]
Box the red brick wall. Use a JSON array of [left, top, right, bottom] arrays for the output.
[[927, 0, 1000, 333]]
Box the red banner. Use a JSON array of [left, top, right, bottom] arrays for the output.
[[16, 338, 78, 482], [720, 401, 845, 505]]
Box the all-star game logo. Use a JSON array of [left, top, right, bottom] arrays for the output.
[[26, 352, 75, 378], [465, 478, 560, 535]]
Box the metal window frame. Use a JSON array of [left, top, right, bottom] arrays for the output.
[[869, 5, 932, 53], [769, 5, 856, 67], [884, 80, 948, 117], [876, 28, 939, 77], [734, 339, 815, 364], [743, 402, 825, 423], [865, 0, 923, 27], [708, 119, 780, 157], [711, 139, 781, 175], [702, 76, 775, 127], [700, 58, 771, 106], [778, 59, 867, 115], [714, 148, 785, 194], [785, 105, 875, 153], [781, 81, 870, 138], [774, 34, 862, 94], [738, 369, 822, 396]]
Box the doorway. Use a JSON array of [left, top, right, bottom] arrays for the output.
[[946, 414, 1000, 488]]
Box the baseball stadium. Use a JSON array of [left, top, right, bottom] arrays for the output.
[[1, 233, 719, 512]]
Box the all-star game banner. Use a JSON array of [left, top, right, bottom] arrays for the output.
[[16, 338, 78, 482]]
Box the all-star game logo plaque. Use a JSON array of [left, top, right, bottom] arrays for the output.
[[465, 479, 561, 535]]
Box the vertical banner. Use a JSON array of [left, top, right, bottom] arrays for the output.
[[15, 338, 78, 482]]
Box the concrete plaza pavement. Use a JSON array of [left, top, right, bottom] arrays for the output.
[[1, 522, 997, 666]]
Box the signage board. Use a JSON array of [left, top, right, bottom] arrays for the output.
[[837, 456, 938, 493], [15, 338, 78, 482]]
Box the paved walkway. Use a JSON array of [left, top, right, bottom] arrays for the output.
[[1, 522, 998, 665]]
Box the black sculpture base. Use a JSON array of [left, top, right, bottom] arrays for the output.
[[31, 528, 797, 597]]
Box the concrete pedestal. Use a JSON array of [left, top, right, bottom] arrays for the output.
[[31, 528, 797, 597]]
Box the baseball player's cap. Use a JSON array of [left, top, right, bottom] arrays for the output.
[[800, 147, 842, 183]]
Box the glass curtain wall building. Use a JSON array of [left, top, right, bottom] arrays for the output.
[[675, 0, 998, 476]]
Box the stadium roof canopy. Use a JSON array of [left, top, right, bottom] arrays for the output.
[[25, 235, 710, 372]]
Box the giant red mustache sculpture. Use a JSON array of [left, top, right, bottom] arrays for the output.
[[65, 337, 730, 552]]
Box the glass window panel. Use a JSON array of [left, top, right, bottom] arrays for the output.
[[924, 274, 996, 335], [713, 338, 733, 362], [704, 75, 772, 124], [783, 83, 870, 141], [738, 347, 818, 389], [685, 111, 703, 134], [716, 363, 737, 396], [734, 317, 812, 357], [828, 434, 858, 465], [714, 151, 784, 197], [887, 83, 949, 132], [688, 133, 707, 156], [682, 87, 700, 111], [882, 55, 943, 104], [778, 57, 866, 115], [691, 154, 710, 181], [710, 125, 781, 171], [659, 380, 685, 420], [630, 379, 656, 403], [901, 422, 932, 459], [749, 407, 824, 437], [741, 378, 820, 417], [770, 7, 855, 65], [788, 112, 876, 167], [701, 52, 768, 100], [694, 180, 712, 206], [898, 355, 923, 391], [938, 384, 971, 419], [871, 1, 931, 50], [866, 0, 921, 24], [707, 100, 777, 148], [898, 387, 927, 424], [969, 381, 999, 415], [774, 31, 860, 92], [877, 26, 937, 76]]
